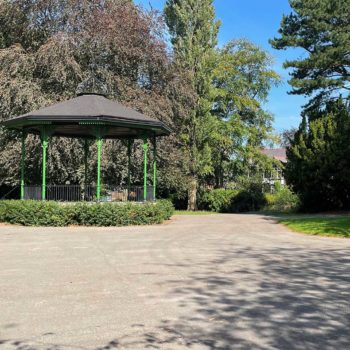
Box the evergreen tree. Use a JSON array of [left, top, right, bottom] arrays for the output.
[[285, 99, 350, 211], [270, 0, 350, 110], [165, 0, 221, 210], [272, 0, 350, 212]]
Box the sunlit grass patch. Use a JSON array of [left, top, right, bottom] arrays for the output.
[[279, 216, 350, 238]]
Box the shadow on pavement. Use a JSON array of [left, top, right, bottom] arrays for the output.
[[1, 246, 350, 349]]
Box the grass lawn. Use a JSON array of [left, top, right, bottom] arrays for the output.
[[279, 216, 350, 238], [175, 210, 216, 215]]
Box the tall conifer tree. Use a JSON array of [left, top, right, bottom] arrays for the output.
[[271, 0, 350, 211], [165, 0, 221, 210]]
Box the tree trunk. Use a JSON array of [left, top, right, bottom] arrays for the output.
[[187, 177, 198, 211]]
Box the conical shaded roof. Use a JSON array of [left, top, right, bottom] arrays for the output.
[[3, 94, 171, 139]]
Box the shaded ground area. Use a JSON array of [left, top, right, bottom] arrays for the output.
[[0, 214, 349, 349]]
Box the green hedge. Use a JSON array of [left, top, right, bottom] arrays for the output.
[[199, 186, 299, 213], [199, 187, 267, 213], [0, 200, 174, 227], [199, 189, 238, 212], [264, 187, 300, 213]]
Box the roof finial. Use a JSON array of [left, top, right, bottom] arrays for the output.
[[76, 68, 108, 97]]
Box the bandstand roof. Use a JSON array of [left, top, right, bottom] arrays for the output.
[[2, 93, 172, 139]]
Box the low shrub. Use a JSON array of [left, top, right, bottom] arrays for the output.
[[199, 183, 298, 213], [264, 186, 300, 213], [168, 192, 188, 210], [230, 179, 268, 212], [0, 199, 174, 227], [199, 188, 238, 212], [231, 186, 267, 213], [199, 185, 266, 213]]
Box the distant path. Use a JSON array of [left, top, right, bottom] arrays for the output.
[[0, 214, 349, 350]]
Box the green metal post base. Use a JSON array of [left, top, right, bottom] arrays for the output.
[[40, 127, 51, 201], [96, 137, 103, 201], [143, 137, 149, 201], [20, 131, 27, 200], [84, 139, 89, 198], [127, 139, 133, 196], [93, 126, 107, 202], [153, 136, 157, 201]]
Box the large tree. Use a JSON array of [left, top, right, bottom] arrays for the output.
[[285, 99, 350, 211], [270, 0, 350, 110], [164, 0, 221, 210], [0, 0, 193, 196], [271, 0, 350, 212], [212, 39, 280, 186]]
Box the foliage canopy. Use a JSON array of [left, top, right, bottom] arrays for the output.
[[285, 99, 350, 211], [270, 0, 350, 110], [0, 0, 280, 210], [272, 0, 350, 212]]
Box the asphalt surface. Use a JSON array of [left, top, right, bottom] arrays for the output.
[[0, 214, 349, 350]]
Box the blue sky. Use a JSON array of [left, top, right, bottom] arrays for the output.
[[135, 0, 307, 132]]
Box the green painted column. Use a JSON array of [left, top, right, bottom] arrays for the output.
[[20, 130, 27, 200], [41, 128, 49, 201], [96, 136, 103, 201], [84, 139, 89, 200], [153, 137, 157, 201], [84, 139, 89, 186], [127, 139, 132, 196], [143, 137, 149, 201]]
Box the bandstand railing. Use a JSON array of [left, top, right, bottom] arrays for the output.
[[22, 185, 155, 202]]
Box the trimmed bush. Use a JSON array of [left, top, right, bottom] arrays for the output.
[[199, 187, 266, 213], [264, 186, 300, 213], [199, 189, 238, 213], [231, 187, 267, 213], [0, 200, 174, 227], [199, 183, 299, 213]]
